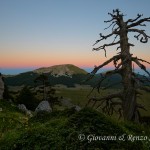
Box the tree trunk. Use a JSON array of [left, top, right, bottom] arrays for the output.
[[120, 19, 137, 121]]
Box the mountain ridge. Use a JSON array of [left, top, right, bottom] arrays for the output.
[[4, 64, 89, 87], [4, 64, 150, 87], [33, 64, 87, 77]]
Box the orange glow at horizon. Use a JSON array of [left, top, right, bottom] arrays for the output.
[[1, 47, 150, 69]]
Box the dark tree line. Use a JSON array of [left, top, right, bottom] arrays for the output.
[[87, 9, 150, 122]]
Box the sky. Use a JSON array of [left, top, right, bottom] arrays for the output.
[[0, 0, 150, 74]]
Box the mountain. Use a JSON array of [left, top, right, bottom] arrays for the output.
[[4, 64, 150, 88], [4, 64, 89, 87], [33, 64, 87, 77]]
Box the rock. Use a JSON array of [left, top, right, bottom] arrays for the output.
[[74, 105, 81, 111], [61, 98, 74, 108], [26, 110, 33, 117], [0, 74, 4, 99], [18, 104, 33, 117], [18, 104, 27, 113], [35, 101, 52, 113], [60, 98, 81, 111]]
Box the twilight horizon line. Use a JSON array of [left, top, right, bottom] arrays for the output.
[[1, 65, 150, 75]]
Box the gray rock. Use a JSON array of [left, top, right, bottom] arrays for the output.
[[26, 110, 33, 117], [35, 101, 52, 113], [61, 98, 74, 108], [18, 104, 27, 112], [18, 104, 33, 117], [60, 98, 81, 111], [74, 105, 81, 111], [0, 75, 4, 99]]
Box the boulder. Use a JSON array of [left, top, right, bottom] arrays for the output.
[[74, 105, 81, 111], [35, 101, 52, 113], [60, 98, 81, 111], [0, 74, 4, 99], [26, 110, 33, 117], [18, 104, 33, 117], [18, 104, 28, 112], [61, 98, 74, 108]]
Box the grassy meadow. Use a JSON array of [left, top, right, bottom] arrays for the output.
[[8, 85, 150, 117], [55, 86, 150, 117]]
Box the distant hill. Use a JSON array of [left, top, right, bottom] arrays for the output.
[[3, 64, 150, 88], [34, 64, 87, 77], [4, 64, 89, 87]]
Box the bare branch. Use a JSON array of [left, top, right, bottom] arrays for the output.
[[132, 57, 150, 65], [116, 43, 135, 51], [115, 61, 122, 69], [128, 28, 150, 43], [104, 16, 115, 23], [96, 99, 106, 109], [139, 24, 146, 27], [93, 41, 120, 57], [104, 21, 116, 30], [93, 31, 119, 46], [116, 46, 121, 51], [104, 9, 121, 23], [126, 14, 143, 24], [129, 43, 135, 47], [127, 17, 150, 28], [90, 92, 122, 102], [112, 34, 119, 43], [88, 92, 122, 116], [90, 55, 121, 75], [132, 58, 150, 76], [128, 29, 150, 43], [108, 102, 122, 115]]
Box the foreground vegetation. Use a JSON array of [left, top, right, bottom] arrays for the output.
[[0, 100, 150, 149]]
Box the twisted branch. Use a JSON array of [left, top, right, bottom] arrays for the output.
[[88, 92, 122, 116], [93, 41, 120, 57], [90, 55, 121, 75], [126, 14, 143, 24], [127, 17, 150, 28], [93, 31, 119, 46], [128, 28, 150, 43], [132, 57, 150, 65], [132, 58, 150, 76]]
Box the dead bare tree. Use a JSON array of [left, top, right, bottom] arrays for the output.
[[87, 9, 150, 122]]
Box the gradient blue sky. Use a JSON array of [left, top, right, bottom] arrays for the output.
[[0, 0, 150, 74]]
